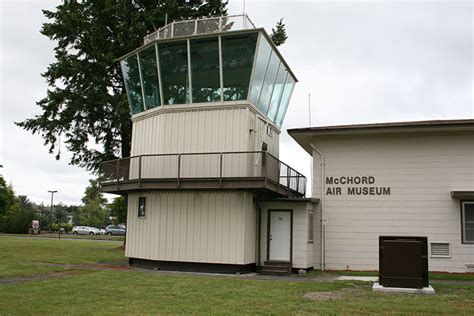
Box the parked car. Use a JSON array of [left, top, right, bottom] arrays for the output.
[[98, 228, 106, 235], [71, 226, 101, 235], [105, 224, 126, 236]]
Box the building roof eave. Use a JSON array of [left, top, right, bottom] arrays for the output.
[[288, 119, 474, 156]]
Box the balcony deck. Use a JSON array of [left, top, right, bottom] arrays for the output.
[[100, 151, 306, 198]]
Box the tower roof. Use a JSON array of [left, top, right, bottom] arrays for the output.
[[143, 14, 257, 44]]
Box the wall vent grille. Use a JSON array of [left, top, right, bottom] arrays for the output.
[[465, 264, 474, 273], [430, 243, 450, 257]]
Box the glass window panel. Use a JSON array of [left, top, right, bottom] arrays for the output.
[[465, 203, 474, 221], [249, 34, 272, 106], [221, 33, 258, 101], [256, 52, 280, 114], [466, 230, 474, 242], [120, 55, 143, 115], [464, 203, 474, 242], [275, 75, 296, 128], [190, 37, 221, 103], [267, 66, 287, 121], [159, 41, 190, 105], [138, 45, 160, 109]]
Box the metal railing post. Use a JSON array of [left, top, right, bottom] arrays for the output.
[[116, 159, 120, 187], [177, 154, 181, 187], [277, 160, 282, 190], [296, 174, 299, 194], [138, 156, 142, 187], [219, 152, 223, 187], [287, 166, 290, 195]]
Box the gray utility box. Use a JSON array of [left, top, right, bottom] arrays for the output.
[[379, 236, 429, 289]]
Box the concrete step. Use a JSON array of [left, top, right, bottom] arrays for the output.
[[260, 261, 291, 275], [260, 269, 290, 276], [261, 265, 291, 271], [264, 261, 291, 267]]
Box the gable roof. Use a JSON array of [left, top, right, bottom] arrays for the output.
[[288, 119, 474, 154]]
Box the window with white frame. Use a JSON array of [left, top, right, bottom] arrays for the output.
[[462, 201, 474, 244], [308, 210, 314, 243]]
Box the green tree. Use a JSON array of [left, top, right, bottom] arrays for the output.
[[107, 196, 127, 224], [78, 179, 108, 227], [0, 195, 36, 234], [78, 200, 108, 228], [16, 0, 228, 172], [270, 18, 288, 46], [0, 173, 15, 218], [81, 179, 107, 205]]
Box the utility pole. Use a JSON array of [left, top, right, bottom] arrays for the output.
[[48, 190, 59, 239]]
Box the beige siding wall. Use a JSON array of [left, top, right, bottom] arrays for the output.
[[312, 131, 474, 272], [129, 104, 280, 179], [258, 201, 318, 269], [125, 191, 256, 265]]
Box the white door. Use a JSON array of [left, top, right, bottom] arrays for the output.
[[269, 211, 291, 261]]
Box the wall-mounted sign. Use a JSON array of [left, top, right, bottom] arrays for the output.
[[325, 176, 391, 196]]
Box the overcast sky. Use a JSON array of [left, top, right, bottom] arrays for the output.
[[1, 0, 472, 205]]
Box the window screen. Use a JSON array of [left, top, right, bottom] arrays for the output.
[[462, 201, 474, 243], [308, 210, 314, 242]]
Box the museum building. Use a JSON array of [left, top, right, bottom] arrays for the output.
[[289, 120, 474, 273], [100, 15, 473, 274]]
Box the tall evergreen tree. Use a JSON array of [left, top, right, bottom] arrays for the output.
[[17, 0, 227, 172], [270, 18, 288, 46]]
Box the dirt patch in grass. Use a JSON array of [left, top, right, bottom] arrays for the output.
[[303, 287, 360, 301], [304, 291, 344, 301], [0, 269, 84, 285]]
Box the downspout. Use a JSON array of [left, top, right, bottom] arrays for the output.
[[310, 143, 326, 271], [255, 201, 262, 271]]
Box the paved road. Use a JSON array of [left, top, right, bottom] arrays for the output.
[[0, 234, 124, 243]]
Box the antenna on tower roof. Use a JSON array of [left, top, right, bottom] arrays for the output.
[[308, 93, 312, 127], [243, 0, 246, 14]]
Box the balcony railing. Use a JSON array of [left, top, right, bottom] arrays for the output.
[[100, 151, 306, 197], [143, 14, 256, 44]]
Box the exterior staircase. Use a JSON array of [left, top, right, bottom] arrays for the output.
[[260, 261, 291, 275]]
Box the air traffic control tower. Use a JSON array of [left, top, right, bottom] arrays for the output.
[[100, 15, 311, 274]]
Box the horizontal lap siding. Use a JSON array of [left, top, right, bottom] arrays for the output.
[[125, 191, 255, 265], [129, 106, 280, 179], [312, 132, 474, 272]]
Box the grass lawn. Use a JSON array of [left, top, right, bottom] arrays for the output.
[[0, 236, 473, 315], [0, 236, 125, 278]]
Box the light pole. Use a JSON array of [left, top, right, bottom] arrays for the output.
[[48, 190, 59, 239]]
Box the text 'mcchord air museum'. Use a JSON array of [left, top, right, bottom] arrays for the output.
[[100, 15, 473, 274]]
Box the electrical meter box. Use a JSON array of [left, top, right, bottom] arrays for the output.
[[379, 236, 429, 288]]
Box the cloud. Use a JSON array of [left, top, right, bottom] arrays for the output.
[[1, 0, 472, 204]]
